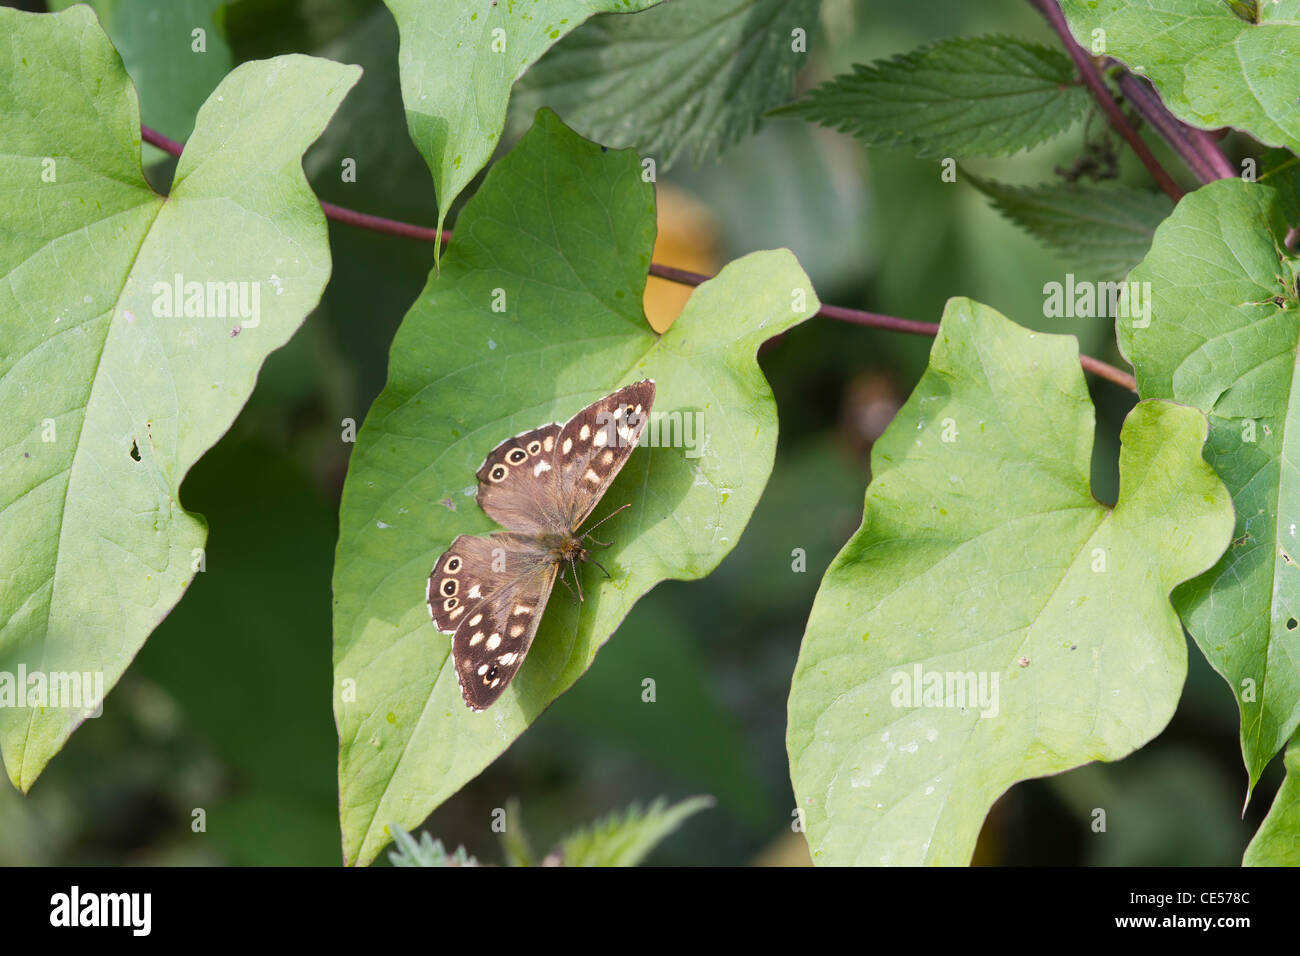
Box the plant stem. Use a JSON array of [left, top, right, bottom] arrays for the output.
[[142, 124, 1137, 393], [1114, 71, 1236, 182], [1030, 0, 1184, 201]]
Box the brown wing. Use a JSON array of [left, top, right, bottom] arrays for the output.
[[428, 532, 549, 633], [474, 422, 565, 535], [551, 380, 655, 530], [451, 559, 558, 711]]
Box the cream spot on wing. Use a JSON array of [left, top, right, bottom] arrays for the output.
[[618, 425, 632, 442], [468, 584, 482, 599], [509, 624, 524, 638], [613, 406, 623, 419], [490, 678, 501, 688], [486, 633, 501, 650], [513, 605, 532, 616], [601, 450, 614, 465], [562, 437, 573, 455], [543, 435, 554, 452], [469, 613, 482, 627], [449, 606, 465, 620], [634, 404, 642, 414], [470, 632, 485, 646], [500, 653, 517, 665], [593, 429, 608, 448], [580, 424, 590, 440], [584, 468, 601, 483], [477, 664, 489, 675], [534, 460, 551, 476]]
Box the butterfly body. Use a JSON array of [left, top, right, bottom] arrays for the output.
[[428, 381, 655, 711]]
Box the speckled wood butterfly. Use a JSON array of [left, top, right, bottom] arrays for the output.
[[427, 380, 656, 711]]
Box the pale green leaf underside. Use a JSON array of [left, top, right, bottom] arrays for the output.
[[0, 6, 358, 789], [1121, 178, 1300, 795], [1244, 732, 1300, 865], [968, 176, 1172, 281], [514, 0, 820, 168], [787, 298, 1232, 866], [557, 795, 714, 866], [332, 109, 819, 866], [773, 36, 1090, 158], [382, 0, 663, 256], [1061, 0, 1300, 153]]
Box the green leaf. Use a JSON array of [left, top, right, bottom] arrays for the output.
[[1260, 148, 1300, 228], [551, 790, 712, 868], [48, 0, 233, 153], [0, 5, 359, 790], [332, 108, 819, 866], [555, 795, 714, 866], [1244, 733, 1300, 865], [513, 0, 820, 169], [387, 824, 479, 866], [772, 36, 1090, 158], [1121, 178, 1300, 795], [787, 298, 1233, 866], [1061, 0, 1300, 153], [382, 0, 663, 263], [967, 176, 1173, 281]]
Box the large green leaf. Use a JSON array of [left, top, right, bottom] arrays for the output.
[[967, 176, 1172, 281], [1121, 178, 1300, 795], [1244, 733, 1300, 865], [1061, 0, 1300, 153], [0, 5, 359, 790], [332, 109, 819, 866], [513, 0, 820, 168], [772, 36, 1090, 158], [382, 0, 663, 261], [48, 0, 233, 153], [787, 298, 1232, 866]]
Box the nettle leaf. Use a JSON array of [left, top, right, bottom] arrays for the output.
[[0, 5, 359, 790], [1121, 178, 1300, 794], [513, 0, 820, 169], [332, 109, 819, 866], [387, 824, 479, 867], [772, 36, 1090, 159], [1061, 0, 1300, 153], [968, 176, 1173, 281], [1244, 733, 1300, 865], [383, 0, 663, 261], [787, 298, 1232, 866], [555, 795, 714, 866]]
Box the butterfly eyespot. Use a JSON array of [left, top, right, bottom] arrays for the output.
[[444, 556, 461, 573], [526, 440, 542, 455], [441, 579, 458, 596], [489, 465, 508, 482], [443, 596, 458, 611], [486, 664, 499, 681], [507, 448, 527, 464]]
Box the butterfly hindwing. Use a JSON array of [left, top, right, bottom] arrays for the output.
[[475, 422, 565, 535], [451, 561, 558, 711], [553, 380, 655, 529], [428, 532, 544, 633]]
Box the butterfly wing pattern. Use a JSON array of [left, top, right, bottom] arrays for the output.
[[429, 381, 656, 710]]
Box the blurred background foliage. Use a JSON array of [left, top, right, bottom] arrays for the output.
[[0, 0, 1279, 865]]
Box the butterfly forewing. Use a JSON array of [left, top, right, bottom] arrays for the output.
[[475, 422, 565, 535], [451, 563, 558, 710], [552, 381, 655, 530]]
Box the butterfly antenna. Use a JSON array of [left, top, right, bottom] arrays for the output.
[[589, 557, 611, 579], [582, 503, 632, 546], [557, 565, 580, 606]]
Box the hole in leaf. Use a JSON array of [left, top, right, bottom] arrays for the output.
[[129, 440, 140, 462], [1288, 618, 1297, 631]]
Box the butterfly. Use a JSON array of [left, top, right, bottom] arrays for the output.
[[427, 380, 656, 711]]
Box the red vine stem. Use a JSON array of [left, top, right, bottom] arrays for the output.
[[1031, 0, 1185, 202], [141, 124, 1138, 393]]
